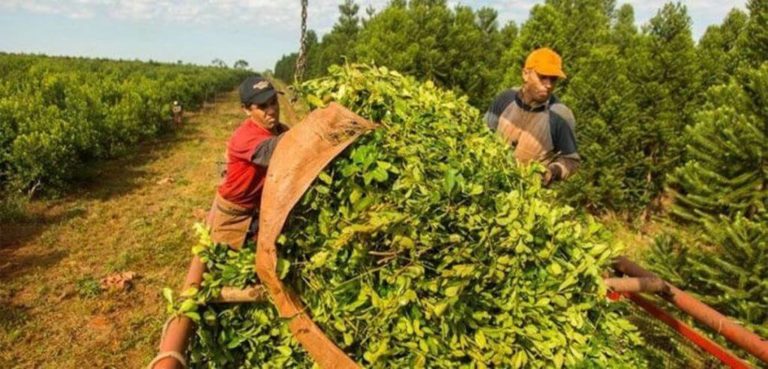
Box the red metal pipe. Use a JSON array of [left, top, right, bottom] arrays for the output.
[[613, 256, 768, 364], [626, 292, 752, 369], [151, 255, 206, 369]]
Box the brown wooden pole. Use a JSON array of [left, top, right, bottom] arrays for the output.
[[212, 286, 267, 303], [603, 277, 669, 293]]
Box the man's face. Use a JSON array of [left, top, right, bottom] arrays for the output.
[[247, 95, 279, 130], [522, 69, 559, 104]]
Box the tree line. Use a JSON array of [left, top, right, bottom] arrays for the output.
[[275, 0, 765, 218]]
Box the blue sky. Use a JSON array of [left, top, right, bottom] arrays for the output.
[[0, 0, 747, 71]]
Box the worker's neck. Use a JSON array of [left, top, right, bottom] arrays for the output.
[[249, 117, 274, 133], [519, 88, 547, 109]]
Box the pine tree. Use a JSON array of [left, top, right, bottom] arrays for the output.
[[273, 53, 298, 82], [352, 1, 505, 107], [498, 21, 519, 51], [648, 6, 768, 352], [669, 63, 768, 223], [740, 0, 768, 67], [475, 6, 498, 35], [394, 0, 453, 85], [697, 9, 748, 90], [352, 3, 424, 78], [301, 30, 320, 78], [443, 6, 503, 106], [547, 0, 612, 80], [629, 3, 700, 213], [647, 212, 768, 338], [557, 43, 647, 213], [312, 0, 361, 77], [611, 3, 637, 54], [274, 30, 318, 82], [488, 21, 519, 95]]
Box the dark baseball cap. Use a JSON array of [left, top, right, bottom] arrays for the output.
[[239, 76, 281, 106]]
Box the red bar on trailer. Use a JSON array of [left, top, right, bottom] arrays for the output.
[[612, 256, 768, 364], [625, 292, 753, 369]]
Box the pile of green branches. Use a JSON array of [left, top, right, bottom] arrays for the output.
[[174, 64, 649, 368]]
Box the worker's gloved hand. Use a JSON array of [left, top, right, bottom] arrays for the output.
[[542, 164, 562, 187]]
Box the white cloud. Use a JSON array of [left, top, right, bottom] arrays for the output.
[[463, 0, 540, 26], [0, 0, 67, 16], [621, 0, 746, 21], [0, 0, 392, 33], [0, 0, 749, 38], [0, 0, 302, 27]]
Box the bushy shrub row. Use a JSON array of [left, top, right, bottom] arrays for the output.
[[0, 53, 249, 194]]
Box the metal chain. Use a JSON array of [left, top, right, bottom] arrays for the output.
[[294, 0, 308, 83]]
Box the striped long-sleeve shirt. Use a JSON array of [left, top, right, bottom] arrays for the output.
[[484, 89, 580, 179]]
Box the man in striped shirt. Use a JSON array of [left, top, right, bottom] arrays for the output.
[[485, 48, 580, 186]]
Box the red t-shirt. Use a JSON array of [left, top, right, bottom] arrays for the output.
[[217, 118, 275, 209]]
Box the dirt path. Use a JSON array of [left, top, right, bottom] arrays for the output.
[[0, 87, 303, 368]]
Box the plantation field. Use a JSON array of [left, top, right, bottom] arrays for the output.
[[1, 7, 766, 362], [0, 0, 766, 366], [0, 87, 303, 368], [0, 54, 249, 202], [0, 69, 761, 368]]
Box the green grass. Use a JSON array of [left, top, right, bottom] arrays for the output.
[[0, 191, 30, 223]]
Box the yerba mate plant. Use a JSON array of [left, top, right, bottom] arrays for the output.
[[175, 65, 649, 368]]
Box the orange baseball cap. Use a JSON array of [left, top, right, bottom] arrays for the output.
[[524, 48, 566, 79]]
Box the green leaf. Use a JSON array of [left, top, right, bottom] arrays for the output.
[[181, 287, 198, 297], [306, 94, 324, 107], [162, 288, 174, 305], [276, 345, 293, 356], [475, 330, 487, 348], [344, 332, 355, 346], [179, 299, 197, 313], [548, 263, 563, 276], [433, 302, 448, 317], [558, 275, 578, 292], [444, 285, 460, 297], [277, 258, 291, 280], [318, 171, 333, 185], [184, 311, 200, 322], [512, 350, 527, 368]]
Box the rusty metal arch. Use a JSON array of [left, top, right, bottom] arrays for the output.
[[255, 102, 377, 369]]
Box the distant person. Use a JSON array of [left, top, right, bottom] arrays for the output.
[[206, 76, 288, 249], [485, 47, 580, 186], [172, 101, 183, 128]]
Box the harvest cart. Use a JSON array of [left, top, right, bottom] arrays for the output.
[[149, 104, 768, 369]]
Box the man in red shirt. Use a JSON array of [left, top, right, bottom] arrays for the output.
[[208, 76, 288, 249]]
